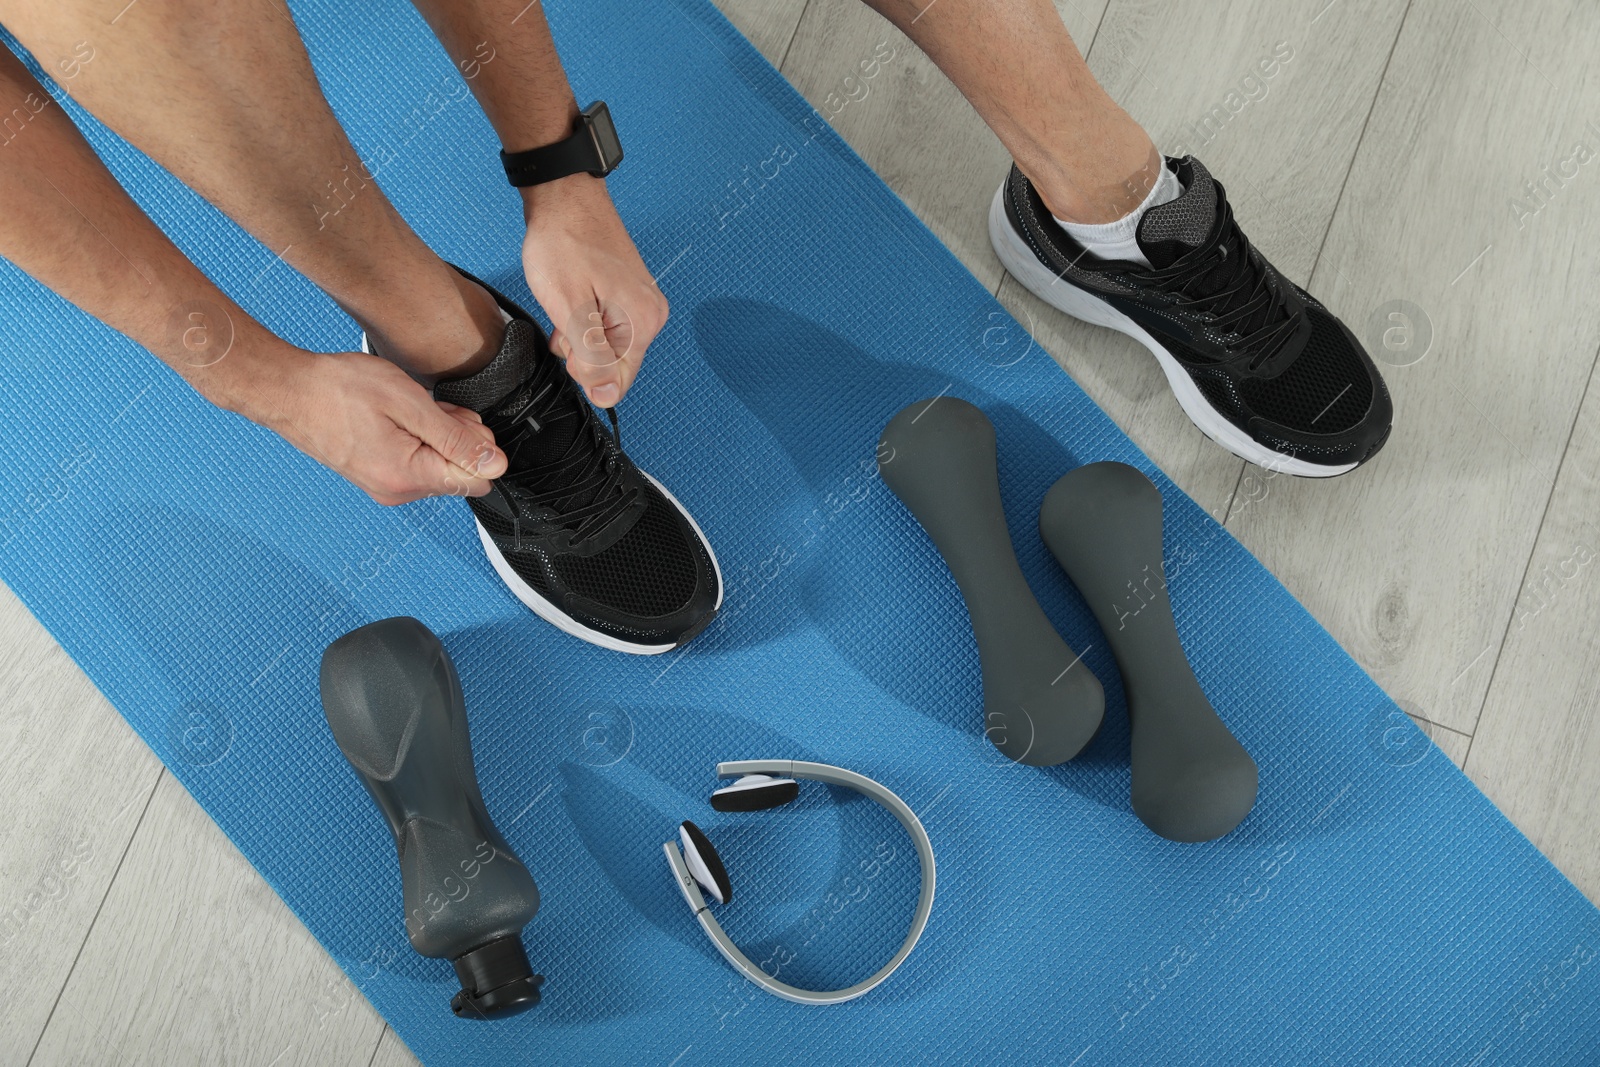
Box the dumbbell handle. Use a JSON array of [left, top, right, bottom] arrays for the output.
[[888, 433, 1070, 683], [1040, 463, 1257, 841], [880, 398, 1102, 765]]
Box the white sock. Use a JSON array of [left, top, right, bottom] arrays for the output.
[[1053, 163, 1183, 269]]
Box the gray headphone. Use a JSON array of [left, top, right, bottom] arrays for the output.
[[662, 759, 937, 1005]]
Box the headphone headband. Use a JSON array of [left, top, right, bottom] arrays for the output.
[[662, 760, 937, 1006]]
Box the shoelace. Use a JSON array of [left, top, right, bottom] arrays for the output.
[[487, 357, 637, 545], [1133, 196, 1301, 371]]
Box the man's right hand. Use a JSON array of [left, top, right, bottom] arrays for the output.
[[236, 349, 508, 506]]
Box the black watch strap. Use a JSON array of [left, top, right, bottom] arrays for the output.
[[500, 132, 597, 186], [500, 100, 622, 188]]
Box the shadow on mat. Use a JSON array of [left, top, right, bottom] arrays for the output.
[[692, 298, 1151, 816], [436, 621, 978, 1018], [556, 726, 974, 1012], [82, 503, 983, 1023], [85, 504, 468, 989]]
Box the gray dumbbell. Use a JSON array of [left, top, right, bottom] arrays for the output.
[[879, 397, 1104, 765], [1039, 462, 1258, 841], [321, 617, 544, 1017]]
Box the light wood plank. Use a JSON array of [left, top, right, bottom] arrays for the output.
[[28, 772, 386, 1067], [1404, 710, 1473, 771], [707, 0, 810, 67], [1466, 368, 1600, 903], [780, 0, 1109, 289], [1093, 0, 1411, 284], [1228, 0, 1600, 735], [368, 1027, 422, 1067], [0, 586, 162, 1066], [996, 0, 1407, 505]]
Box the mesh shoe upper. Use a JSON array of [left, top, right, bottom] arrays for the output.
[[1238, 305, 1373, 434], [434, 269, 720, 647], [1001, 157, 1393, 469], [551, 503, 702, 618]]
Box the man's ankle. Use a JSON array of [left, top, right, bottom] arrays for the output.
[[359, 271, 505, 383], [1030, 140, 1165, 225]]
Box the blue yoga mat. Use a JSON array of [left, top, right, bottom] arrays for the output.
[[5, 1, 1599, 1063]]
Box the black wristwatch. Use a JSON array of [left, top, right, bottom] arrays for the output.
[[500, 100, 623, 187]]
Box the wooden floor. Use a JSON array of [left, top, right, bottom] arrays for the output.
[[5, 0, 1599, 1063]]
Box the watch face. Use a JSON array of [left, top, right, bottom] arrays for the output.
[[583, 101, 624, 172]]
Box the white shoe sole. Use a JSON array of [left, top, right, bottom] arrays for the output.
[[475, 471, 725, 656], [987, 185, 1356, 479]]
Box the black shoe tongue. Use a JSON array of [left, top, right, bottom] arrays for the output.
[[1135, 158, 1218, 270], [434, 317, 599, 514], [499, 397, 587, 482], [1135, 158, 1282, 345]]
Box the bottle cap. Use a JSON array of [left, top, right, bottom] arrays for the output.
[[449, 935, 544, 1019]]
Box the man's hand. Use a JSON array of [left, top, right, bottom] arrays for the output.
[[239, 349, 509, 506], [521, 175, 667, 409], [408, 0, 665, 407]]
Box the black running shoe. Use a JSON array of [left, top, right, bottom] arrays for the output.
[[990, 156, 1392, 477], [419, 269, 721, 654]]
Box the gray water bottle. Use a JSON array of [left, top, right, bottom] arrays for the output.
[[320, 616, 543, 1018]]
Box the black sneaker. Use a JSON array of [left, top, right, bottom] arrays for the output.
[[989, 156, 1392, 477], [418, 269, 722, 654]]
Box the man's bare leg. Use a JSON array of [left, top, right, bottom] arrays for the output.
[[863, 0, 1396, 477], [409, 0, 669, 409], [858, 0, 1161, 223], [0, 44, 505, 505], [0, 0, 503, 381]]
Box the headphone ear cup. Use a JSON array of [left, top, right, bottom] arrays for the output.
[[710, 774, 801, 813], [678, 821, 733, 905]]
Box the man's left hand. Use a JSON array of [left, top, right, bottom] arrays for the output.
[[520, 174, 668, 409]]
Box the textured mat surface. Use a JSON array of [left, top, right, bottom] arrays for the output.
[[4, 2, 1600, 1064]]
